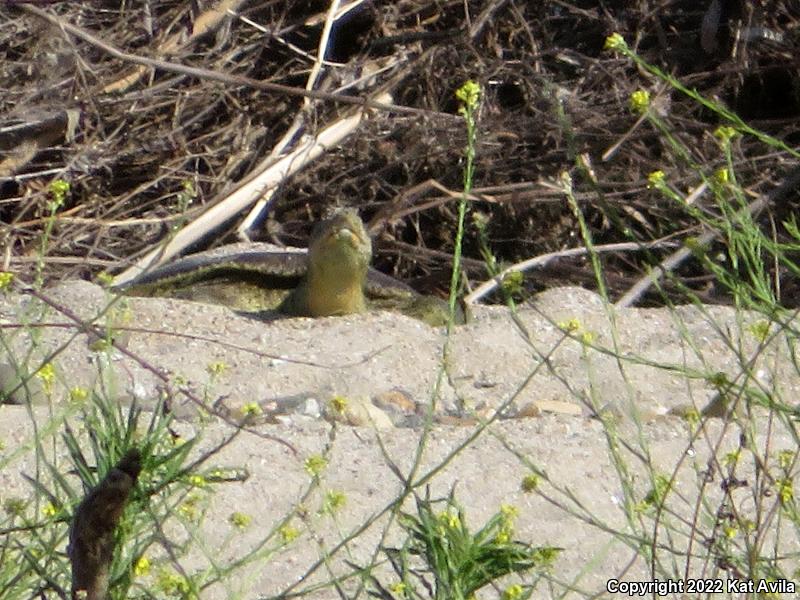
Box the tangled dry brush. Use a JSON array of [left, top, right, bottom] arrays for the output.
[[2, 0, 799, 304]]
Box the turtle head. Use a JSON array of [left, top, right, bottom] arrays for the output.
[[303, 208, 371, 316], [309, 208, 372, 273]]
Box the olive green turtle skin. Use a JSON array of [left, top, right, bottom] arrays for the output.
[[116, 209, 461, 326]]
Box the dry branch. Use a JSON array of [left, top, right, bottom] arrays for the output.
[[465, 240, 679, 306]]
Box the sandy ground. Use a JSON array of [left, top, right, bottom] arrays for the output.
[[1, 281, 799, 598]]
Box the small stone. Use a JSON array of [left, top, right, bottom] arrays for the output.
[[636, 407, 668, 422], [324, 396, 394, 429], [517, 400, 583, 418], [0, 363, 46, 405], [700, 395, 731, 418], [298, 397, 321, 419], [515, 402, 542, 419]]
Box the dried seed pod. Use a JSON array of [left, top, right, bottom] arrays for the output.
[[68, 448, 141, 600]]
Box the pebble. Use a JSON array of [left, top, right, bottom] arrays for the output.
[[0, 363, 46, 405], [323, 395, 395, 430]]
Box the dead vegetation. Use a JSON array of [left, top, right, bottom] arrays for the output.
[[2, 0, 799, 305]]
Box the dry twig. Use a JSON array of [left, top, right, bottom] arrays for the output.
[[465, 240, 679, 306]]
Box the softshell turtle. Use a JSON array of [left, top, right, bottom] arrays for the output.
[[116, 209, 461, 326]]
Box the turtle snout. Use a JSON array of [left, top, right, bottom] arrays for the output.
[[336, 227, 356, 244], [335, 227, 365, 247]]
